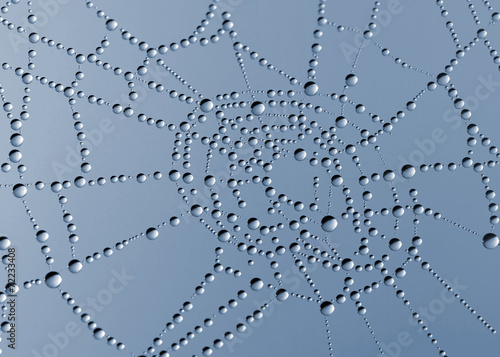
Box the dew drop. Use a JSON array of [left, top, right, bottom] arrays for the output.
[[146, 228, 159, 240], [320, 301, 335, 316], [45, 272, 62, 288], [321, 215, 338, 232], [13, 183, 27, 198], [483, 233, 499, 249], [304, 81, 319, 96], [251, 101, 265, 116]]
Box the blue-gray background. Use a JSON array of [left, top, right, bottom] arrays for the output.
[[0, 0, 499, 356]]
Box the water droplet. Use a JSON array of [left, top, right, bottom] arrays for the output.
[[191, 205, 203, 217], [36, 230, 49, 243], [335, 116, 348, 128], [93, 328, 106, 340], [276, 289, 289, 301], [0, 237, 11, 250], [250, 278, 264, 291], [251, 101, 265, 116], [320, 301, 335, 316], [45, 272, 62, 288], [146, 228, 159, 240], [304, 81, 319, 96], [321, 215, 338, 232], [392, 206, 405, 217], [389, 238, 402, 251], [437, 73, 450, 86], [331, 175, 343, 187], [200, 99, 214, 113], [68, 260, 83, 273], [383, 170, 395, 182], [341, 258, 354, 271], [345, 74, 358, 86], [247, 218, 260, 230], [483, 233, 499, 249], [401, 164, 416, 179], [22, 73, 33, 84], [294, 148, 307, 161], [218, 230, 230, 242], [106, 19, 118, 31], [13, 183, 27, 198]]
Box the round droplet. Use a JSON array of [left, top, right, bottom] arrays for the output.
[[191, 205, 204, 217], [321, 215, 338, 232], [395, 268, 406, 278], [392, 206, 405, 217], [294, 149, 307, 161], [477, 29, 487, 39], [93, 328, 106, 340], [341, 258, 354, 271], [0, 237, 11, 250], [335, 116, 348, 128], [251, 102, 265, 116], [13, 183, 27, 198], [250, 278, 264, 291], [169, 170, 181, 181], [205, 175, 216, 187], [68, 260, 83, 273], [437, 73, 450, 86], [45, 272, 62, 288], [247, 218, 260, 230], [9, 150, 22, 163], [276, 289, 289, 302], [218, 230, 230, 242], [320, 301, 335, 316], [106, 19, 118, 31], [483, 233, 499, 249], [22, 73, 33, 84], [304, 81, 319, 96], [383, 170, 395, 182], [5, 282, 18, 295], [389, 238, 402, 251], [345, 74, 358, 86], [28, 32, 39, 43], [146, 228, 159, 240], [401, 164, 416, 179], [36, 230, 49, 243], [331, 175, 343, 187], [200, 99, 214, 113]]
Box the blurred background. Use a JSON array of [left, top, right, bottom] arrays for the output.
[[0, 0, 499, 356]]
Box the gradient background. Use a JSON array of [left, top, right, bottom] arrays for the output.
[[0, 0, 499, 356]]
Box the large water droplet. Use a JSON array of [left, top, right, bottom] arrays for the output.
[[106, 19, 118, 31], [13, 183, 27, 198], [304, 81, 319, 96], [68, 260, 83, 273], [251, 102, 265, 116], [401, 165, 416, 179], [437, 73, 450, 86], [483, 233, 499, 249], [345, 74, 358, 86], [276, 289, 289, 302], [0, 237, 11, 250], [146, 228, 159, 240], [320, 301, 335, 316], [250, 278, 264, 291], [200, 99, 214, 113], [294, 148, 307, 161], [45, 272, 62, 288], [389, 238, 402, 251], [321, 215, 338, 232]]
